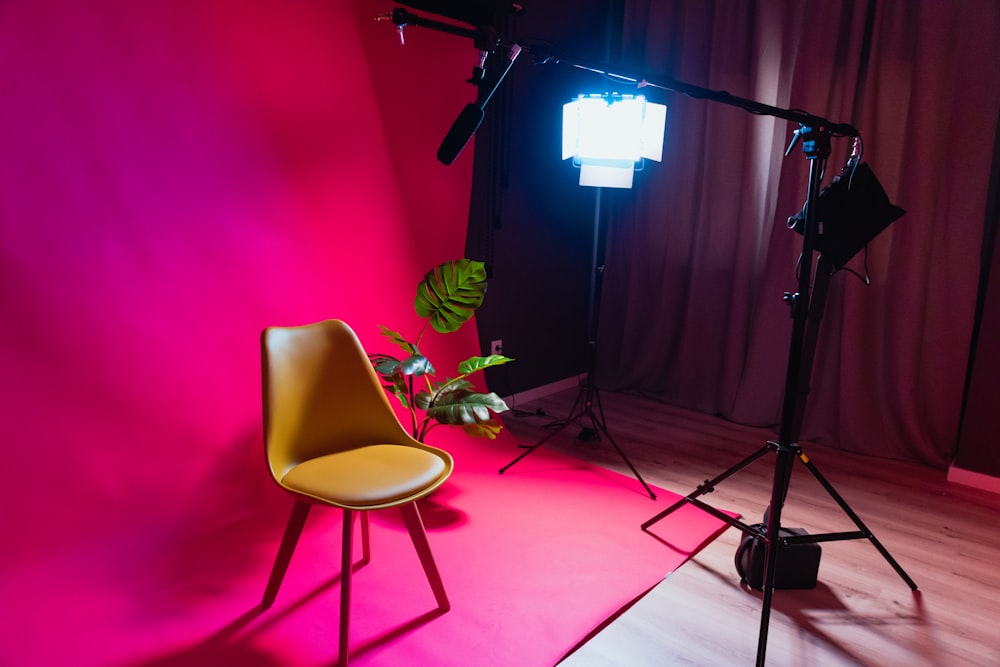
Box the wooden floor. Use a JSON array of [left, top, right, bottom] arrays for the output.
[[499, 387, 1000, 667]]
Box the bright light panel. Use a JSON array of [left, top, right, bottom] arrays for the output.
[[562, 94, 667, 188]]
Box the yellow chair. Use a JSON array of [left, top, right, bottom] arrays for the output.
[[260, 319, 453, 666]]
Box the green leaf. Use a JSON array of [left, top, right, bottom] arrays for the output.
[[425, 391, 510, 425], [368, 354, 410, 405], [415, 259, 487, 334], [400, 354, 434, 377], [434, 378, 475, 395], [478, 391, 510, 414], [457, 354, 514, 375], [413, 378, 474, 411], [463, 418, 504, 439], [414, 389, 433, 411], [378, 325, 418, 355], [369, 353, 400, 376]]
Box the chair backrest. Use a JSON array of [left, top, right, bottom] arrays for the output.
[[261, 319, 414, 481]]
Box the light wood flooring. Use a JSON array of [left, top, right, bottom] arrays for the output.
[[499, 386, 1000, 667]]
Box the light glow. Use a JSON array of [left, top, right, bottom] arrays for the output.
[[563, 94, 666, 188]]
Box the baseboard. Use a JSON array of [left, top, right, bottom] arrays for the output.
[[947, 465, 1000, 495], [501, 375, 583, 406]]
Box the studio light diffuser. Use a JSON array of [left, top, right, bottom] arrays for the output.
[[563, 94, 667, 188]]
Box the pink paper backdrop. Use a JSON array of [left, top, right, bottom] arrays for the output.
[[0, 0, 477, 652]]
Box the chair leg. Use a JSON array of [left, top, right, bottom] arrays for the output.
[[262, 500, 311, 607], [359, 511, 371, 566], [399, 502, 450, 611], [339, 509, 356, 667]]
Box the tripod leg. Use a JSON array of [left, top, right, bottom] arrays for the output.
[[641, 444, 773, 530], [498, 381, 590, 474], [498, 418, 573, 473], [596, 423, 656, 499], [501, 382, 655, 500], [799, 452, 918, 590], [756, 445, 796, 667], [588, 389, 656, 499]]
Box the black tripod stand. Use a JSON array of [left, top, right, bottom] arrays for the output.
[[499, 350, 656, 500], [641, 127, 917, 666], [380, 5, 655, 498], [498, 188, 656, 500]]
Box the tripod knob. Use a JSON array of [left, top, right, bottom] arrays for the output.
[[783, 291, 802, 318]]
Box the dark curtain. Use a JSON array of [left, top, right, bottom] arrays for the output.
[[595, 1, 1000, 467]]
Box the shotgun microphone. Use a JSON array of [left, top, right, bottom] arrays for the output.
[[437, 104, 485, 165], [437, 44, 521, 165]]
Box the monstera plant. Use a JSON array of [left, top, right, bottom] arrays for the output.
[[370, 258, 514, 442]]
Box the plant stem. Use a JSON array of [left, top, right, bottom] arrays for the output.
[[406, 374, 419, 439]]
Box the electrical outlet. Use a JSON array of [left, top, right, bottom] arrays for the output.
[[490, 339, 503, 356]]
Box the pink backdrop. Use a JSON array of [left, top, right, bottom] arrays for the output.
[[0, 1, 476, 660]]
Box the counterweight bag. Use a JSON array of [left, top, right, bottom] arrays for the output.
[[735, 523, 822, 590]]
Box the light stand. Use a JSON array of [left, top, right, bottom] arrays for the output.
[[498, 186, 657, 499], [640, 126, 917, 666]]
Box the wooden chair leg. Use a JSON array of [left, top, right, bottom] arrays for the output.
[[339, 509, 356, 667], [262, 500, 311, 607], [399, 502, 450, 611], [359, 511, 371, 566]]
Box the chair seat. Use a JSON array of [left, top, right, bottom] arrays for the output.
[[281, 444, 448, 508]]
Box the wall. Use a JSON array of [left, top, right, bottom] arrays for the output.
[[467, 0, 617, 396], [0, 1, 475, 658]]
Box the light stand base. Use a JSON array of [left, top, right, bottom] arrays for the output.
[[499, 379, 656, 499], [641, 440, 917, 594], [641, 438, 917, 665]]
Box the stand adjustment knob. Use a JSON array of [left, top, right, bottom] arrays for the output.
[[783, 291, 801, 318]]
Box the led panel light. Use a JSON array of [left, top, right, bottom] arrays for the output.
[[563, 93, 667, 188]]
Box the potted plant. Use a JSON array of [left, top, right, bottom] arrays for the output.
[[370, 258, 514, 442]]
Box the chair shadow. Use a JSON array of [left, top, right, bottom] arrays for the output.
[[136, 429, 294, 616], [135, 563, 449, 667], [131, 606, 278, 667], [372, 482, 468, 532], [170, 560, 450, 667], [340, 606, 450, 664]]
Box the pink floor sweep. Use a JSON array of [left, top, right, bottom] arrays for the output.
[[1, 428, 731, 667]]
